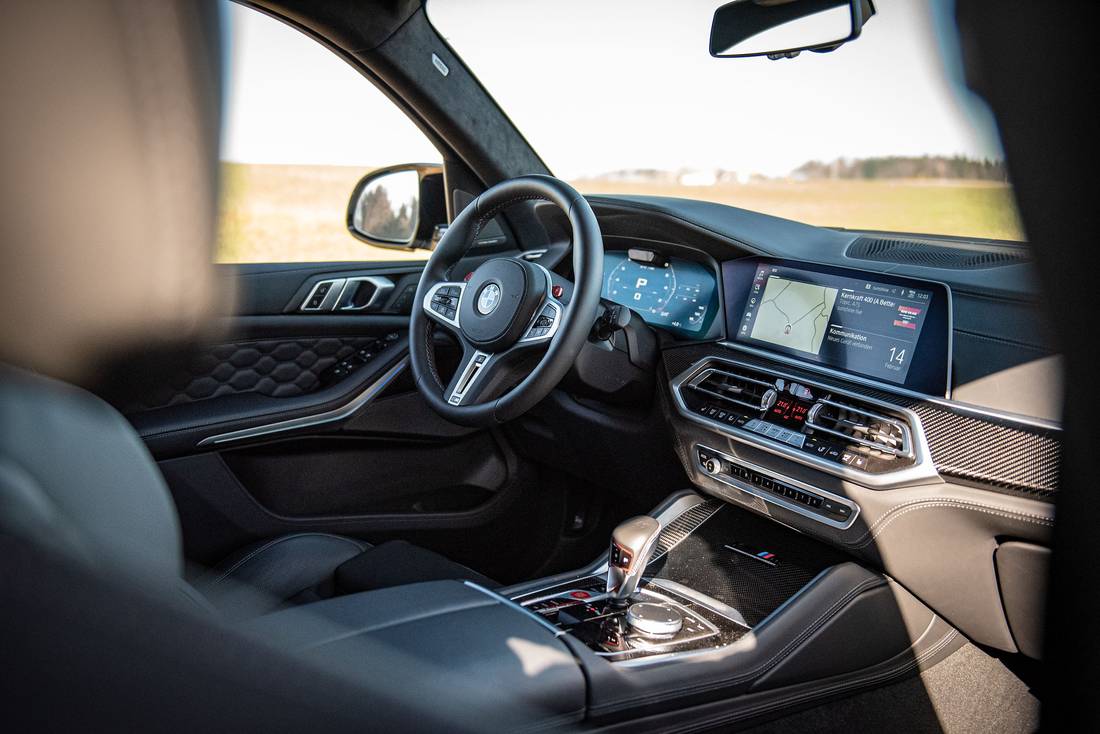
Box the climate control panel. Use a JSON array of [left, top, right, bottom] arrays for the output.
[[671, 356, 934, 487], [696, 444, 859, 529]]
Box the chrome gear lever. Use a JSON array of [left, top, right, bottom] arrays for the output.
[[606, 516, 661, 606]]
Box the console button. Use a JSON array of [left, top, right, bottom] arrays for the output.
[[822, 498, 851, 519], [786, 433, 806, 448]]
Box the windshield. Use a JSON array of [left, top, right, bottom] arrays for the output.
[[428, 0, 1023, 241]]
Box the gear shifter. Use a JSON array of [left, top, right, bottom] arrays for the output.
[[606, 516, 661, 606]]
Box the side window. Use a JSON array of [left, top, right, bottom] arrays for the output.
[[218, 3, 442, 263]]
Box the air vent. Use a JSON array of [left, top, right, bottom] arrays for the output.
[[846, 236, 1028, 270], [688, 367, 777, 413], [807, 397, 911, 458]]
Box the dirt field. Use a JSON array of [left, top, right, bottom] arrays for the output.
[[216, 163, 1024, 263], [217, 163, 427, 264]]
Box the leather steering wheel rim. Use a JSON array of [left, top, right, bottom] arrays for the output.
[[408, 175, 603, 427]]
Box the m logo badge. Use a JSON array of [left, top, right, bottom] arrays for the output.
[[476, 283, 502, 315]]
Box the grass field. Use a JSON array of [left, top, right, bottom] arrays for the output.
[[216, 163, 1024, 263], [573, 178, 1024, 242]]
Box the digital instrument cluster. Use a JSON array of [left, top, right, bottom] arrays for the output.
[[602, 251, 718, 338]]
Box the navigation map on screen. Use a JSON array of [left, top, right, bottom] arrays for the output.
[[749, 277, 839, 355]]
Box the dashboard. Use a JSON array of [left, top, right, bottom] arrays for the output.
[[579, 197, 1056, 665], [600, 249, 951, 399]]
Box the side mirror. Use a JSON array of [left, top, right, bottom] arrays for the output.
[[710, 0, 875, 60], [347, 163, 445, 250]]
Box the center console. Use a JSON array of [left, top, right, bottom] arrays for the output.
[[506, 492, 948, 673], [498, 490, 960, 728]]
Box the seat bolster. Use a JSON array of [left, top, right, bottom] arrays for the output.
[[199, 533, 369, 620]]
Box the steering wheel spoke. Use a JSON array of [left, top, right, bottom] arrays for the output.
[[444, 344, 498, 406], [421, 280, 466, 334]]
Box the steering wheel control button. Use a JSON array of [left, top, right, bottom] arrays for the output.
[[523, 302, 562, 341], [424, 283, 465, 326], [626, 602, 684, 637]]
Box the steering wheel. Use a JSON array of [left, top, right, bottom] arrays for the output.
[[409, 175, 603, 427]]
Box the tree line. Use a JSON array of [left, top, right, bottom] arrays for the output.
[[792, 155, 1008, 181]]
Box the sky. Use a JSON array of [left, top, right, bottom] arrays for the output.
[[222, 0, 1003, 179]]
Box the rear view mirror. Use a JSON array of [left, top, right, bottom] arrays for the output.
[[710, 0, 875, 59], [347, 163, 445, 250]]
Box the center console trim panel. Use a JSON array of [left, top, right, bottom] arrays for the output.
[[694, 444, 861, 530], [671, 355, 940, 489]]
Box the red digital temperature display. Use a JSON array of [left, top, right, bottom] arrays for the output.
[[769, 397, 811, 427]]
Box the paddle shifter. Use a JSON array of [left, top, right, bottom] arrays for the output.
[[606, 516, 661, 606]]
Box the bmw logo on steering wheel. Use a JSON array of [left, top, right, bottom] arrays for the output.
[[476, 283, 502, 315]]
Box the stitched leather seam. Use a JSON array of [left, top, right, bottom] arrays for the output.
[[859, 497, 1053, 537], [423, 321, 444, 389], [210, 532, 366, 586], [138, 352, 407, 438], [445, 194, 551, 278], [851, 502, 1054, 549]]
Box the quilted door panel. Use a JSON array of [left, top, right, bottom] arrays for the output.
[[118, 336, 377, 413]]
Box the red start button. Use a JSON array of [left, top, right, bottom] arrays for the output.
[[569, 591, 591, 599], [551, 284, 564, 298], [464, 271, 474, 282]]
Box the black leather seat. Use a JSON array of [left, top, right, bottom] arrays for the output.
[[0, 365, 496, 621]]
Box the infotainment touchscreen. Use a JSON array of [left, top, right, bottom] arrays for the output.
[[722, 258, 951, 396]]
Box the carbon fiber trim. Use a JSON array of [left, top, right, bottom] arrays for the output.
[[650, 499, 724, 562], [663, 344, 1059, 500], [647, 504, 851, 627]]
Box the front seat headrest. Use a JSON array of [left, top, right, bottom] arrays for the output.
[[0, 0, 226, 382]]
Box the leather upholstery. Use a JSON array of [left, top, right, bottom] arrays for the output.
[[112, 336, 377, 413], [0, 366, 185, 589], [0, 369, 495, 623], [200, 535, 501, 621], [199, 533, 370, 621], [240, 581, 588, 730], [334, 539, 499, 594]]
